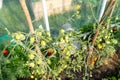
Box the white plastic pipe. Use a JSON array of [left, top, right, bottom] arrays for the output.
[[41, 0, 50, 32], [0, 0, 3, 9], [99, 0, 107, 22]]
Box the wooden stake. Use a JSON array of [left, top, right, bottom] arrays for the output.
[[87, 0, 117, 65], [109, 0, 117, 17], [100, 0, 116, 23], [19, 0, 34, 33], [19, 0, 41, 54]]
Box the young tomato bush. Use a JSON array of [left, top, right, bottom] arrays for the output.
[[0, 24, 118, 80], [0, 28, 76, 80]]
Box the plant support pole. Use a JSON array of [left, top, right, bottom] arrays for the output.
[[0, 0, 3, 9], [19, 0, 34, 33], [87, 0, 117, 66], [19, 0, 41, 54], [41, 0, 50, 32], [100, 0, 116, 23], [99, 0, 107, 22], [109, 0, 117, 17]]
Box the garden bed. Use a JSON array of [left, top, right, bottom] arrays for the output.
[[1, 0, 120, 80], [0, 24, 120, 80], [16, 47, 120, 80], [91, 47, 120, 80]]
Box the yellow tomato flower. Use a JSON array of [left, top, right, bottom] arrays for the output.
[[65, 35, 69, 40], [59, 29, 65, 34], [28, 53, 35, 60], [106, 40, 110, 44], [115, 16, 118, 20], [15, 33, 20, 40], [66, 51, 70, 56], [105, 36, 108, 39], [15, 33, 25, 40], [60, 38, 64, 42], [60, 38, 63, 41], [65, 39, 68, 43], [61, 60, 65, 63], [63, 64, 67, 68], [30, 75, 34, 79], [68, 46, 72, 49], [63, 48, 67, 53], [36, 32, 42, 36], [97, 44, 102, 49], [37, 59, 43, 65], [65, 35, 69, 43], [110, 30, 113, 33], [29, 63, 35, 68], [64, 56, 69, 59], [41, 40, 46, 47], [69, 32, 72, 36], [30, 37, 35, 44], [75, 5, 81, 10], [19, 34, 25, 40], [99, 39, 102, 42], [41, 69, 45, 74]]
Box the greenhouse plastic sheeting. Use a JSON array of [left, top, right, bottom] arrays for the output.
[[0, 0, 120, 38]]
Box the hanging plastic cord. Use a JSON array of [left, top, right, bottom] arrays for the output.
[[0, 23, 11, 42], [0, 22, 10, 35]]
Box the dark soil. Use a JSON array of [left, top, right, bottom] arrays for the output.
[[90, 47, 120, 80]]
